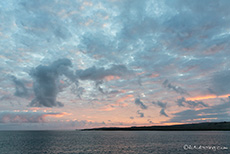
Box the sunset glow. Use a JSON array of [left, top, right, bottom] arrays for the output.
[[187, 94, 230, 101], [0, 0, 230, 130]]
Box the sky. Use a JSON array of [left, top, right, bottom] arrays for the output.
[[0, 0, 230, 130]]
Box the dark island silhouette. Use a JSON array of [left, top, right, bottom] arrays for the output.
[[81, 122, 230, 131]]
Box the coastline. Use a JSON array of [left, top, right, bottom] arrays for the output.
[[81, 121, 230, 131]]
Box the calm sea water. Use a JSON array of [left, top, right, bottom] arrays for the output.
[[0, 131, 229, 154]]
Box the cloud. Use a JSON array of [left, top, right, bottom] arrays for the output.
[[152, 101, 167, 109], [73, 87, 85, 99], [29, 58, 73, 107], [137, 110, 144, 118], [163, 80, 189, 95], [160, 109, 168, 117], [0, 111, 66, 123], [134, 98, 148, 109], [11, 76, 28, 97], [0, 115, 107, 130], [168, 99, 230, 123], [26, 58, 132, 107], [76, 64, 132, 81], [74, 64, 132, 94], [152, 101, 168, 117], [1, 0, 230, 129], [176, 97, 208, 108], [147, 119, 153, 124], [210, 70, 230, 95], [137, 77, 142, 86], [95, 80, 105, 94]]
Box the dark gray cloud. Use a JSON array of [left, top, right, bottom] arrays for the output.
[[137, 110, 144, 118], [11, 76, 28, 97], [163, 80, 189, 95], [152, 101, 168, 117], [152, 101, 167, 109], [28, 58, 132, 106], [29, 58, 73, 107], [147, 119, 153, 124], [76, 64, 132, 81], [160, 109, 168, 117], [169, 99, 230, 123], [75, 64, 132, 94], [176, 97, 208, 108], [135, 98, 148, 110]]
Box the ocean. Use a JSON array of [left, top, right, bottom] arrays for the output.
[[0, 131, 229, 154]]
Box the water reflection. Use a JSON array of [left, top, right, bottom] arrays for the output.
[[0, 131, 229, 154]]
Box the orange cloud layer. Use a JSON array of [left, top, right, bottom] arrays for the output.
[[44, 112, 71, 118], [187, 94, 230, 101], [116, 94, 134, 103], [149, 73, 159, 78], [99, 106, 115, 111], [104, 75, 121, 81], [162, 122, 185, 126]]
